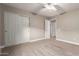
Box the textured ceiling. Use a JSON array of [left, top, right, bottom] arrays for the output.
[[3, 3, 79, 17]]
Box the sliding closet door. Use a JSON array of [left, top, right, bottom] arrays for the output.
[[4, 12, 30, 47]]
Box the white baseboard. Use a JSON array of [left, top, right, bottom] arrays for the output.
[[3, 37, 45, 48], [29, 38, 45, 42], [56, 39, 79, 45]]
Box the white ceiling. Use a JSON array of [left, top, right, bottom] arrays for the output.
[[3, 3, 79, 17]]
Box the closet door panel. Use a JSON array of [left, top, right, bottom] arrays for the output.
[[4, 12, 30, 46]]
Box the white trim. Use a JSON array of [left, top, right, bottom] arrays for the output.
[[29, 38, 45, 42], [3, 37, 45, 48], [56, 39, 79, 45]]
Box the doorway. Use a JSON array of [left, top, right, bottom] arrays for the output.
[[50, 20, 56, 39]]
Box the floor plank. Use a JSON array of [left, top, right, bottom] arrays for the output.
[[2, 39, 79, 56]]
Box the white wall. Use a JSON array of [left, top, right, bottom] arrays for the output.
[[45, 19, 51, 39], [30, 15, 45, 41], [56, 9, 79, 44]]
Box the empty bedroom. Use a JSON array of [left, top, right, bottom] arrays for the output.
[[0, 3, 79, 56]]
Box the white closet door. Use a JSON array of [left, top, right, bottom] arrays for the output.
[[4, 12, 30, 47]]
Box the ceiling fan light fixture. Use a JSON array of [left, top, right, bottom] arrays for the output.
[[50, 5, 57, 11], [44, 4, 57, 11]]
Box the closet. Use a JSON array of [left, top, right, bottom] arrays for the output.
[[4, 11, 30, 46]]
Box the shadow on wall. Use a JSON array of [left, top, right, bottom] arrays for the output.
[[56, 9, 79, 44]]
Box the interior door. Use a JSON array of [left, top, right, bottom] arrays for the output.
[[4, 12, 30, 46], [50, 20, 56, 38]]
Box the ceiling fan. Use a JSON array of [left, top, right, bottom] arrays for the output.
[[32, 3, 66, 17]]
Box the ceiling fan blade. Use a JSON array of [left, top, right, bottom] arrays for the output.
[[53, 5, 66, 15]]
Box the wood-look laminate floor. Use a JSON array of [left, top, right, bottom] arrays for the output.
[[2, 39, 79, 56]]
